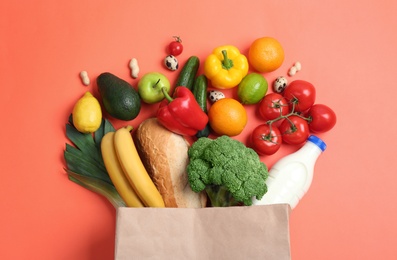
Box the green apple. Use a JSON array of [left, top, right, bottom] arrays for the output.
[[138, 72, 171, 104]]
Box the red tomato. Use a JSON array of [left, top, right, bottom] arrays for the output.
[[283, 80, 316, 112], [250, 124, 282, 155], [168, 36, 183, 56], [279, 115, 309, 145], [306, 104, 336, 133], [258, 93, 289, 121]]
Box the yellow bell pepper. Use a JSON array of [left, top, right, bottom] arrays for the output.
[[204, 45, 249, 89]]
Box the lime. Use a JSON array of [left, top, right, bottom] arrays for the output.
[[237, 73, 268, 104], [72, 91, 102, 133]]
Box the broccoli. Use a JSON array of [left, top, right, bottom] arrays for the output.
[[187, 135, 268, 207]]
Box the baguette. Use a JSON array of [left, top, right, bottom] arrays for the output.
[[134, 118, 207, 208]]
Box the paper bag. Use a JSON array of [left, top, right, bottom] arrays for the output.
[[114, 204, 291, 260]]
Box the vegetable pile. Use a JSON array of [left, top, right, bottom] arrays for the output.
[[65, 35, 336, 208]]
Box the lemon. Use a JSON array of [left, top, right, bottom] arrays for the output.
[[237, 73, 268, 104], [72, 92, 102, 133]]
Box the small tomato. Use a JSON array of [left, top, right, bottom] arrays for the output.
[[279, 115, 309, 145], [250, 124, 282, 155], [283, 80, 316, 112], [168, 36, 183, 56], [306, 104, 336, 133], [258, 93, 289, 121]]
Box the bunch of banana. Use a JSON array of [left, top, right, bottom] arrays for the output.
[[101, 126, 165, 207]]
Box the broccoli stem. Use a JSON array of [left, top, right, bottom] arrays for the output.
[[205, 185, 241, 207]]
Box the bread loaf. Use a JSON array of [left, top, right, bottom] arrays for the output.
[[134, 118, 207, 208]]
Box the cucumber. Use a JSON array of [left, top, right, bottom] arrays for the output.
[[174, 56, 200, 92], [193, 74, 211, 138], [192, 75, 208, 112]]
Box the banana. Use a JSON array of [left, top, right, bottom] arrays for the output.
[[113, 126, 165, 208], [101, 132, 144, 207]]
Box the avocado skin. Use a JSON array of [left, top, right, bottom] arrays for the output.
[[97, 72, 141, 121]]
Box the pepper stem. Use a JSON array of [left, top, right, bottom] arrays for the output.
[[162, 87, 173, 102], [221, 50, 234, 70]]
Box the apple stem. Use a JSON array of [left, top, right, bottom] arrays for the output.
[[153, 79, 160, 88]]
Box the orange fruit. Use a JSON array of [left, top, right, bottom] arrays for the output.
[[248, 37, 285, 73], [208, 98, 247, 136]]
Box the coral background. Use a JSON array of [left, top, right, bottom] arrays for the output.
[[1, 1, 396, 259]]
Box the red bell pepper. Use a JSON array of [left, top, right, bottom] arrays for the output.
[[157, 86, 209, 136]]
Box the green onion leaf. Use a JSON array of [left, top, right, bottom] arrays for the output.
[[64, 117, 122, 208], [66, 123, 104, 166], [67, 170, 126, 208], [64, 149, 111, 184]]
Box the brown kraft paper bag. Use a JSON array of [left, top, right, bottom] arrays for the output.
[[114, 204, 291, 260]]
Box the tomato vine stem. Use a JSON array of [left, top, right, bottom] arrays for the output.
[[266, 98, 311, 130]]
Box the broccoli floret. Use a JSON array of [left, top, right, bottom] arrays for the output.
[[186, 159, 210, 192], [188, 137, 213, 160], [187, 135, 268, 207]]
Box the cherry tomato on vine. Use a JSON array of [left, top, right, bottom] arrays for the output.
[[283, 80, 316, 112], [168, 36, 183, 56], [258, 93, 289, 122], [306, 104, 336, 133], [279, 115, 310, 145], [250, 124, 282, 155]]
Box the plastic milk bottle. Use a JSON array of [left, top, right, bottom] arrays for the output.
[[253, 135, 326, 209]]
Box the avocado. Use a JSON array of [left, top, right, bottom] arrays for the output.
[[97, 72, 141, 121]]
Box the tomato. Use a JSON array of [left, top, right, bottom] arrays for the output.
[[250, 124, 282, 155], [306, 104, 336, 133], [279, 115, 309, 145], [283, 80, 316, 112], [168, 36, 183, 56], [258, 93, 289, 121]]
